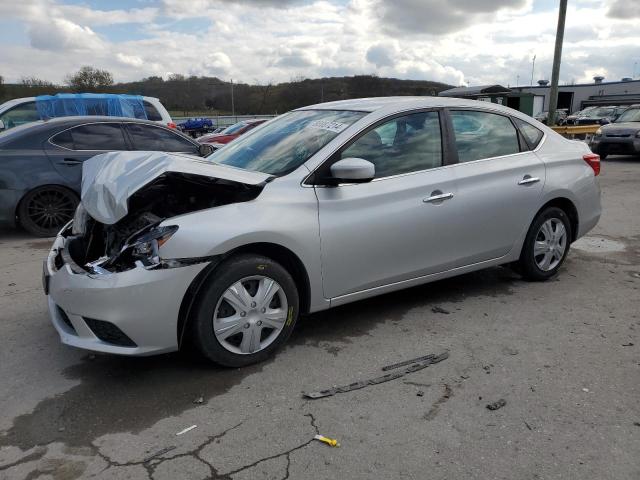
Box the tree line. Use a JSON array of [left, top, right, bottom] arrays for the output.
[[0, 66, 453, 115]]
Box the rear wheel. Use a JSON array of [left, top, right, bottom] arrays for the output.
[[518, 207, 572, 281], [190, 254, 299, 367], [18, 186, 78, 237]]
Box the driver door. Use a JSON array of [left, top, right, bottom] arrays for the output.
[[314, 110, 459, 299]]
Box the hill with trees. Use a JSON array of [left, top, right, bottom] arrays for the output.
[[0, 66, 453, 115]]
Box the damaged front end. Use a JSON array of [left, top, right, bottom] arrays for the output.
[[59, 151, 272, 274]]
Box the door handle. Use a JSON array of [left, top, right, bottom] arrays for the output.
[[62, 158, 82, 166], [424, 191, 454, 203], [518, 175, 540, 185]]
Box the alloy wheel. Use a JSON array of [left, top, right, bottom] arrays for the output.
[[26, 189, 76, 233]]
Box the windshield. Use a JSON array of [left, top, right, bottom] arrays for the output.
[[209, 109, 366, 176], [615, 108, 640, 123], [584, 107, 614, 118], [222, 122, 248, 134]]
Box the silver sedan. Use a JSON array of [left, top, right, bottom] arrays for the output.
[[44, 97, 601, 366]]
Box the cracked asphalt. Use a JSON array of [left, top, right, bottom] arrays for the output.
[[1, 157, 639, 480]]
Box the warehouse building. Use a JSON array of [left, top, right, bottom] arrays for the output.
[[439, 77, 640, 117], [511, 77, 640, 115]]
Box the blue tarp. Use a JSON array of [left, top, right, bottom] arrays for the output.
[[35, 94, 147, 121]]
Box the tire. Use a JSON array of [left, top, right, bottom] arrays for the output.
[[18, 186, 79, 237], [190, 254, 299, 367], [518, 206, 572, 281]]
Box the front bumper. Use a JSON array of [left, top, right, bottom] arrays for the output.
[[45, 234, 209, 356], [590, 137, 640, 156]]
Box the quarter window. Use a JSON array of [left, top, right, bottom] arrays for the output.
[[68, 123, 128, 150], [340, 111, 442, 178], [513, 118, 543, 149], [450, 110, 520, 162], [127, 123, 198, 153], [143, 101, 163, 121]]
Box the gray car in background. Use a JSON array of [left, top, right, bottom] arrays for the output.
[[44, 97, 601, 366], [0, 117, 212, 236]]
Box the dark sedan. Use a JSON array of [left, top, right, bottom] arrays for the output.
[[0, 116, 213, 236], [589, 105, 640, 159]]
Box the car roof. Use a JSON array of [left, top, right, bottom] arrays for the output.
[[0, 116, 175, 143], [297, 96, 523, 115]]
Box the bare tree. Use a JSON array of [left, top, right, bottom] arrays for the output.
[[65, 66, 114, 91], [20, 77, 54, 87]]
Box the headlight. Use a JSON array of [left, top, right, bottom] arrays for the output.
[[595, 128, 602, 137], [125, 225, 179, 264]]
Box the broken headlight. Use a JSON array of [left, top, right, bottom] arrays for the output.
[[125, 225, 179, 265]]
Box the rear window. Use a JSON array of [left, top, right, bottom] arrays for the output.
[[513, 118, 544, 149], [450, 110, 521, 162], [143, 101, 163, 121], [68, 123, 128, 150]]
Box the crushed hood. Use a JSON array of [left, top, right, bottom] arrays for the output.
[[81, 151, 272, 224]]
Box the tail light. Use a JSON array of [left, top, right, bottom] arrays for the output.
[[583, 153, 600, 176], [167, 122, 177, 129]]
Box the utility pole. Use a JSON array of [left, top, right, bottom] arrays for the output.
[[530, 55, 536, 86], [547, 0, 567, 126], [230, 78, 235, 119]]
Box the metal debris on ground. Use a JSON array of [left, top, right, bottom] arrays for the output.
[[303, 352, 448, 399], [314, 434, 340, 447], [382, 353, 446, 371], [486, 399, 507, 411], [431, 306, 450, 314], [416, 390, 425, 397], [143, 446, 176, 463], [176, 425, 197, 436], [621, 342, 634, 347]]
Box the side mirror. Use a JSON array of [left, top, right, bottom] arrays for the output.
[[198, 143, 215, 157], [329, 158, 375, 184], [599, 118, 611, 125], [0, 120, 5, 131]]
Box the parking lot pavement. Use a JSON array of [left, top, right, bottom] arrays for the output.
[[0, 157, 639, 480]]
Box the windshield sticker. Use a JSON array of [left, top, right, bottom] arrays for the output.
[[307, 120, 349, 133]]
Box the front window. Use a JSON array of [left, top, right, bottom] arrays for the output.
[[210, 110, 366, 176], [615, 108, 640, 123]]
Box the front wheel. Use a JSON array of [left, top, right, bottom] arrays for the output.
[[518, 207, 572, 281], [190, 254, 299, 367]]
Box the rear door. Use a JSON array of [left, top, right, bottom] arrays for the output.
[[445, 109, 546, 266], [125, 123, 200, 155], [45, 122, 129, 185]]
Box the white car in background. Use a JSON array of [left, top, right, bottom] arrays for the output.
[[0, 96, 175, 131]]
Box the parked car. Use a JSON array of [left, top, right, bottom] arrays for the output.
[[0, 95, 176, 132], [534, 109, 567, 125], [589, 105, 640, 159], [197, 119, 268, 148], [0, 117, 213, 236], [177, 117, 214, 137], [44, 97, 601, 366], [568, 106, 626, 125]]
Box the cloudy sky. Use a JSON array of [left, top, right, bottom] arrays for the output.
[[1, 0, 639, 87]]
